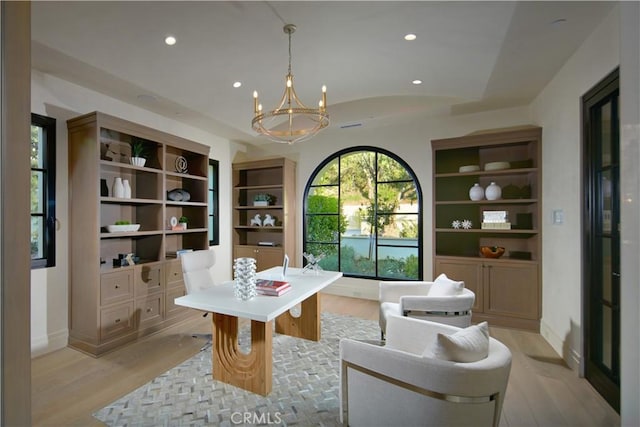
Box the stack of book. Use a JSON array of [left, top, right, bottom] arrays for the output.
[[481, 210, 511, 230], [167, 248, 193, 258], [256, 279, 291, 296]]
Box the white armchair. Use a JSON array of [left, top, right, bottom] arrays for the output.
[[379, 273, 475, 338], [340, 315, 512, 427]]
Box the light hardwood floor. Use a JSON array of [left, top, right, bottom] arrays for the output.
[[31, 294, 620, 426]]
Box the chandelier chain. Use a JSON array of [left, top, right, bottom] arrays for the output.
[[288, 28, 292, 76]]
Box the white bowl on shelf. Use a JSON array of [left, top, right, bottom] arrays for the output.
[[106, 224, 141, 233], [459, 165, 480, 173], [484, 161, 511, 171]]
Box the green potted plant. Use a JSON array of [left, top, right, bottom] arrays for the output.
[[253, 193, 273, 207], [179, 216, 188, 230], [130, 137, 147, 167]]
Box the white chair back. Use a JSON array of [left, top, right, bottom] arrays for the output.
[[180, 250, 216, 294]]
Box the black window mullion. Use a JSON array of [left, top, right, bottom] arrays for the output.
[[208, 159, 219, 246], [31, 113, 56, 269]]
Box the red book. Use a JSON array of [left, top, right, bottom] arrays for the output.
[[256, 279, 291, 296]]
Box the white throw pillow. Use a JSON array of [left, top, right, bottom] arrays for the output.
[[429, 273, 464, 297], [428, 322, 490, 362]]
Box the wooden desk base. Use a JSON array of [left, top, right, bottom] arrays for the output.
[[211, 293, 321, 396], [275, 293, 321, 341], [212, 313, 272, 396]]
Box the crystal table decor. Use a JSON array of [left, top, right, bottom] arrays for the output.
[[233, 257, 257, 300]]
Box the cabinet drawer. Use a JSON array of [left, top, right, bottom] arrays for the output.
[[166, 286, 188, 318], [101, 270, 134, 306], [136, 294, 164, 326], [100, 302, 134, 341], [135, 262, 164, 296], [165, 259, 184, 284]]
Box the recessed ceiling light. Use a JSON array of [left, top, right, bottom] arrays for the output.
[[404, 34, 417, 41], [412, 79, 422, 85], [233, 81, 242, 88], [164, 35, 177, 46]]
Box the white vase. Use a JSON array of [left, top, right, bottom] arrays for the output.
[[485, 182, 502, 200], [469, 183, 485, 201], [123, 179, 131, 199], [233, 257, 257, 301], [112, 177, 124, 198]]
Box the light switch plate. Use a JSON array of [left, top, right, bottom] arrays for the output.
[[552, 209, 564, 225]]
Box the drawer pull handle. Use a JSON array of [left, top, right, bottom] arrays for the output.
[[114, 318, 121, 323], [115, 285, 120, 289], [146, 308, 153, 313]]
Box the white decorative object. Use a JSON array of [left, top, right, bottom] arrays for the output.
[[459, 165, 480, 173], [112, 177, 124, 198], [461, 219, 473, 229], [484, 161, 510, 171], [130, 157, 146, 167], [233, 257, 257, 301], [125, 253, 136, 266], [106, 224, 140, 233], [451, 220, 461, 229], [302, 252, 325, 274], [175, 156, 188, 173], [122, 179, 131, 199], [468, 183, 484, 201], [263, 214, 276, 226], [485, 182, 502, 200], [250, 214, 262, 226], [169, 216, 178, 228]]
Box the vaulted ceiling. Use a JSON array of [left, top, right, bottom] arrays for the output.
[[31, 1, 614, 146]]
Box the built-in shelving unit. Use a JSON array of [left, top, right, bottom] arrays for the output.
[[232, 158, 296, 271], [431, 126, 542, 331], [67, 111, 210, 356]]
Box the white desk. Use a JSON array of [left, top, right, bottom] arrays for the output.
[[175, 266, 342, 395]]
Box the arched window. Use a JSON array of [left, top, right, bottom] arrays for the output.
[[303, 147, 422, 280]]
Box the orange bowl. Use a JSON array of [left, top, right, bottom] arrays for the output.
[[480, 246, 505, 258]]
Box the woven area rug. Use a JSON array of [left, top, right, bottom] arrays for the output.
[[93, 313, 379, 426]]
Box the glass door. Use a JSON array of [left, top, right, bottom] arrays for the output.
[[582, 68, 620, 412]]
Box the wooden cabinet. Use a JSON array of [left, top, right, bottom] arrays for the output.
[[67, 111, 210, 356], [165, 259, 188, 319], [234, 245, 284, 271], [232, 158, 296, 270], [431, 127, 542, 331], [435, 257, 539, 330]]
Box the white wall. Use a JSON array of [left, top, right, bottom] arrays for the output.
[[30, 70, 235, 357], [530, 6, 619, 370], [619, 2, 640, 425]]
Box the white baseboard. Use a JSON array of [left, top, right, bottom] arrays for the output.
[[540, 320, 581, 371], [322, 279, 378, 301], [31, 329, 68, 358]]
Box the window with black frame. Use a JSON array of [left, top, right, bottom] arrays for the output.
[[303, 147, 422, 280], [208, 159, 220, 245], [31, 113, 56, 268]]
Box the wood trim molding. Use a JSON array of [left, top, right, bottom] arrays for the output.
[[1, 2, 32, 424]]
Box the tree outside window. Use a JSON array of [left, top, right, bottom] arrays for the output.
[[304, 147, 421, 280]]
